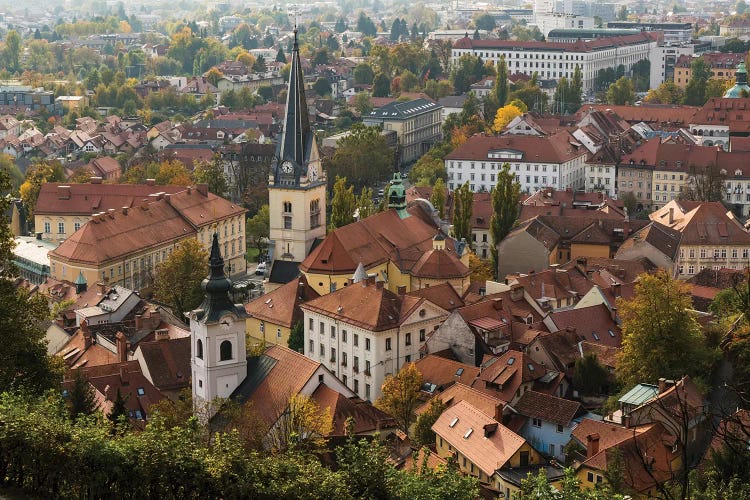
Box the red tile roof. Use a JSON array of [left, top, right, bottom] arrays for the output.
[[547, 304, 621, 347], [651, 200, 750, 246], [453, 32, 659, 52], [471, 350, 547, 403], [35, 182, 184, 216], [310, 383, 396, 436], [512, 390, 581, 426], [445, 130, 587, 164], [245, 275, 319, 329], [413, 355, 480, 389], [134, 337, 191, 392], [416, 382, 503, 420]]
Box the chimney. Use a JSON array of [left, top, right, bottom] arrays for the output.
[[98, 282, 107, 295], [668, 207, 674, 225], [90, 176, 103, 184], [658, 377, 667, 393], [586, 433, 600, 458], [610, 306, 617, 322], [82, 320, 92, 348], [135, 314, 143, 330], [154, 328, 170, 341], [119, 364, 129, 385], [121, 206, 129, 216], [365, 275, 376, 286], [187, 186, 192, 194], [58, 185, 71, 200], [376, 280, 384, 289], [612, 283, 621, 298], [146, 178, 155, 186], [494, 402, 504, 421], [196, 183, 208, 196], [115, 331, 128, 363], [483, 422, 498, 437], [397, 285, 406, 295], [493, 298, 503, 310]]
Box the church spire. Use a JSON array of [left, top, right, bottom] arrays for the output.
[[276, 28, 312, 179], [197, 233, 245, 323]]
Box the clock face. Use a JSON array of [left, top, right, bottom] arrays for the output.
[[281, 160, 294, 174], [309, 164, 318, 180]]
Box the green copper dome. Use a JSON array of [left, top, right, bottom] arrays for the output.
[[724, 62, 750, 98], [387, 172, 408, 219]]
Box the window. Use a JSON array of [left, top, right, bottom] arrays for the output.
[[385, 338, 392, 351], [58, 222, 65, 234], [405, 355, 411, 363], [342, 330, 347, 343], [365, 360, 371, 374], [309, 339, 314, 352], [354, 379, 359, 394], [44, 221, 50, 233], [320, 321, 324, 334], [405, 332, 411, 346], [137, 387, 145, 396], [354, 333, 359, 347], [587, 472, 594, 482], [277, 328, 281, 338], [365, 384, 371, 400], [342, 352, 347, 366], [196, 339, 203, 359], [309, 318, 314, 331], [331, 325, 336, 338], [320, 343, 324, 356], [354, 356, 359, 371], [74, 222, 81, 231], [420, 329, 426, 342], [532, 417, 542, 427], [219, 340, 232, 361], [557, 424, 564, 433], [549, 444, 555, 456], [365, 338, 371, 351], [342, 374, 347, 385], [330, 347, 336, 362]]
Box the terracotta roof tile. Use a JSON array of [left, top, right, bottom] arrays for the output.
[[135, 337, 191, 391], [471, 350, 547, 403], [407, 282, 465, 311], [35, 182, 184, 216], [547, 304, 621, 348], [245, 275, 319, 328], [445, 130, 588, 164], [413, 355, 480, 389], [512, 390, 580, 426], [416, 382, 503, 420], [432, 400, 527, 477], [310, 384, 396, 436]]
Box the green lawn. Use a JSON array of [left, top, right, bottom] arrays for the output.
[[246, 246, 260, 263]]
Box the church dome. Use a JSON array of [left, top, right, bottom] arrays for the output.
[[724, 62, 750, 98]]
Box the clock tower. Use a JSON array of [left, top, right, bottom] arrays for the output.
[[190, 233, 248, 416], [268, 29, 327, 264]]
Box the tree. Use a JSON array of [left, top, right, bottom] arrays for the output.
[[68, 370, 98, 420], [108, 387, 129, 430], [353, 63, 374, 84], [192, 156, 228, 197], [493, 103, 523, 132], [326, 124, 392, 190], [266, 394, 333, 453], [489, 163, 520, 278], [494, 55, 508, 106], [452, 182, 473, 243], [5, 30, 21, 72], [329, 176, 356, 230], [617, 5, 628, 20], [473, 13, 496, 31], [430, 178, 447, 219], [631, 59, 651, 92], [706, 78, 732, 99], [205, 67, 223, 87], [356, 12, 377, 37], [246, 204, 270, 254], [288, 320, 304, 353], [573, 353, 610, 396], [356, 187, 376, 220], [372, 72, 390, 97], [469, 252, 494, 281], [617, 270, 717, 388], [409, 155, 446, 186], [450, 54, 485, 94], [353, 91, 373, 115], [152, 238, 209, 315], [413, 397, 448, 448], [19, 161, 65, 221], [685, 58, 712, 105], [375, 363, 422, 436], [645, 80, 685, 104], [684, 164, 727, 202], [606, 76, 636, 105], [312, 77, 331, 97], [275, 46, 286, 63]]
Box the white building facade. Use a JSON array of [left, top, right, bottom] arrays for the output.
[[451, 33, 659, 93]]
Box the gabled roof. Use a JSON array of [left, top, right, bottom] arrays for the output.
[[413, 355, 480, 389], [411, 247, 470, 279], [472, 350, 547, 403], [416, 382, 503, 419], [35, 182, 184, 216], [618, 222, 681, 260], [445, 130, 587, 164], [310, 384, 396, 436], [432, 400, 527, 477], [135, 337, 191, 391], [407, 282, 465, 311], [244, 275, 319, 328], [547, 304, 621, 348], [650, 200, 750, 246], [512, 390, 581, 426]]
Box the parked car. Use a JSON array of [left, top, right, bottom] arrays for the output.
[[255, 262, 267, 275]]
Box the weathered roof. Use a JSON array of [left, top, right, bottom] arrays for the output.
[[244, 275, 319, 328], [445, 130, 587, 164], [35, 182, 183, 216], [512, 390, 581, 426]]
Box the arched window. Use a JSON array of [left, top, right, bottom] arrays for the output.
[[220, 340, 233, 361], [197, 339, 203, 359]]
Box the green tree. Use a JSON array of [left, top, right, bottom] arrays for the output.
[[631, 59, 651, 92], [685, 58, 712, 105], [353, 91, 373, 115], [108, 388, 129, 431], [372, 72, 391, 97], [645, 80, 685, 104], [329, 176, 356, 230], [617, 5, 628, 20], [489, 163, 520, 278], [452, 182, 474, 243], [356, 187, 376, 220], [473, 13, 496, 31], [493, 55, 509, 109], [606, 76, 636, 105], [288, 320, 304, 353], [275, 46, 286, 63], [450, 54, 485, 93], [312, 76, 331, 96], [573, 353, 610, 396], [353, 63, 375, 84], [409, 155, 446, 186], [375, 362, 422, 436], [413, 397, 448, 448], [19, 161, 66, 221], [4, 30, 21, 71], [326, 124, 392, 190], [152, 238, 209, 315], [617, 270, 718, 388], [246, 204, 270, 255], [430, 177, 447, 219], [356, 12, 377, 37], [68, 370, 98, 420], [192, 156, 228, 197]]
